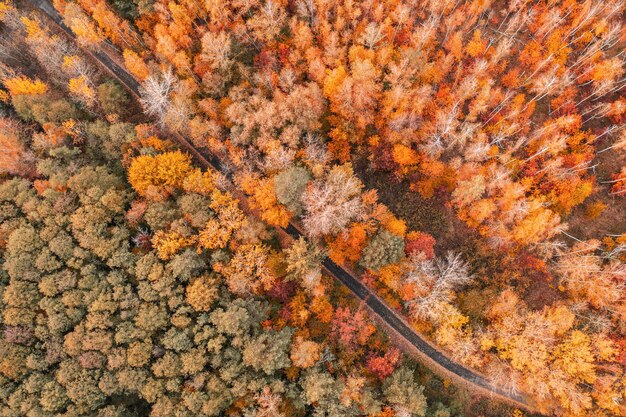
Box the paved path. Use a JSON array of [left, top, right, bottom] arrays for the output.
[[25, 0, 534, 410]]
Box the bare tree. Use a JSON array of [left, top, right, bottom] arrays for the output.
[[139, 68, 177, 125], [405, 251, 473, 320], [301, 164, 363, 238]]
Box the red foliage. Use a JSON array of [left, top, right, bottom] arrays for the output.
[[366, 347, 401, 380], [268, 278, 298, 302], [516, 252, 553, 282], [405, 232, 436, 259], [330, 307, 374, 349]]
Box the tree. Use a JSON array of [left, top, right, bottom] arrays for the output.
[[274, 166, 311, 214], [383, 367, 427, 417], [139, 68, 177, 126], [301, 164, 363, 237], [323, 55, 382, 130], [404, 232, 436, 260], [300, 369, 339, 406], [62, 3, 103, 47], [366, 348, 401, 380], [242, 328, 293, 375], [0, 118, 34, 176], [68, 75, 97, 107], [215, 244, 275, 295], [127, 151, 193, 198], [360, 230, 405, 271], [284, 237, 324, 293], [242, 175, 291, 227], [3, 75, 47, 96], [404, 252, 473, 321], [123, 49, 149, 81], [331, 307, 375, 349], [97, 81, 129, 115], [556, 241, 626, 309], [186, 274, 220, 312], [290, 336, 322, 368], [610, 166, 626, 196]]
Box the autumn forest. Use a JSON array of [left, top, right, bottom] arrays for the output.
[[0, 0, 625, 416]]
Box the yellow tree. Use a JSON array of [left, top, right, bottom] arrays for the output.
[[68, 76, 96, 107], [3, 76, 47, 96], [128, 151, 193, 198], [62, 3, 103, 47], [186, 275, 220, 312]]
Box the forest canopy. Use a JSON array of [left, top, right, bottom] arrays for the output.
[[1, 0, 625, 416]]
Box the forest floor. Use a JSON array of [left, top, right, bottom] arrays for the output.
[[567, 141, 626, 241], [353, 152, 566, 314], [353, 154, 474, 255]]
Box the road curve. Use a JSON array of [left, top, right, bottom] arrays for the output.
[[25, 0, 534, 410]]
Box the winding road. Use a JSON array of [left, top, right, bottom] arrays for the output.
[[25, 0, 535, 411]]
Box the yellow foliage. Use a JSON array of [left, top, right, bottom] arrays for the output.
[[383, 216, 407, 237], [216, 243, 275, 295], [378, 263, 402, 290], [0, 2, 13, 19], [593, 334, 616, 362], [3, 76, 47, 96], [511, 410, 524, 417], [197, 218, 231, 250], [554, 331, 597, 384], [182, 169, 215, 195], [62, 55, 81, 73], [244, 176, 290, 228], [128, 151, 193, 197], [20, 16, 45, 39], [65, 3, 103, 46], [511, 205, 560, 245], [62, 119, 80, 139], [151, 229, 196, 260], [68, 76, 96, 105]]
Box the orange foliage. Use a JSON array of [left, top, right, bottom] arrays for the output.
[[240, 175, 291, 228], [1, 125, 30, 176], [327, 222, 368, 265], [123, 49, 149, 81]]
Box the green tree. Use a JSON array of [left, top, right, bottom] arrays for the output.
[[360, 230, 405, 271]]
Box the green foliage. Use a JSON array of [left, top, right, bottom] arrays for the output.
[[97, 80, 130, 115], [274, 165, 311, 214], [12, 95, 80, 124], [383, 367, 428, 416], [85, 121, 136, 163], [242, 328, 293, 374], [0, 47, 437, 417], [360, 230, 405, 271]]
